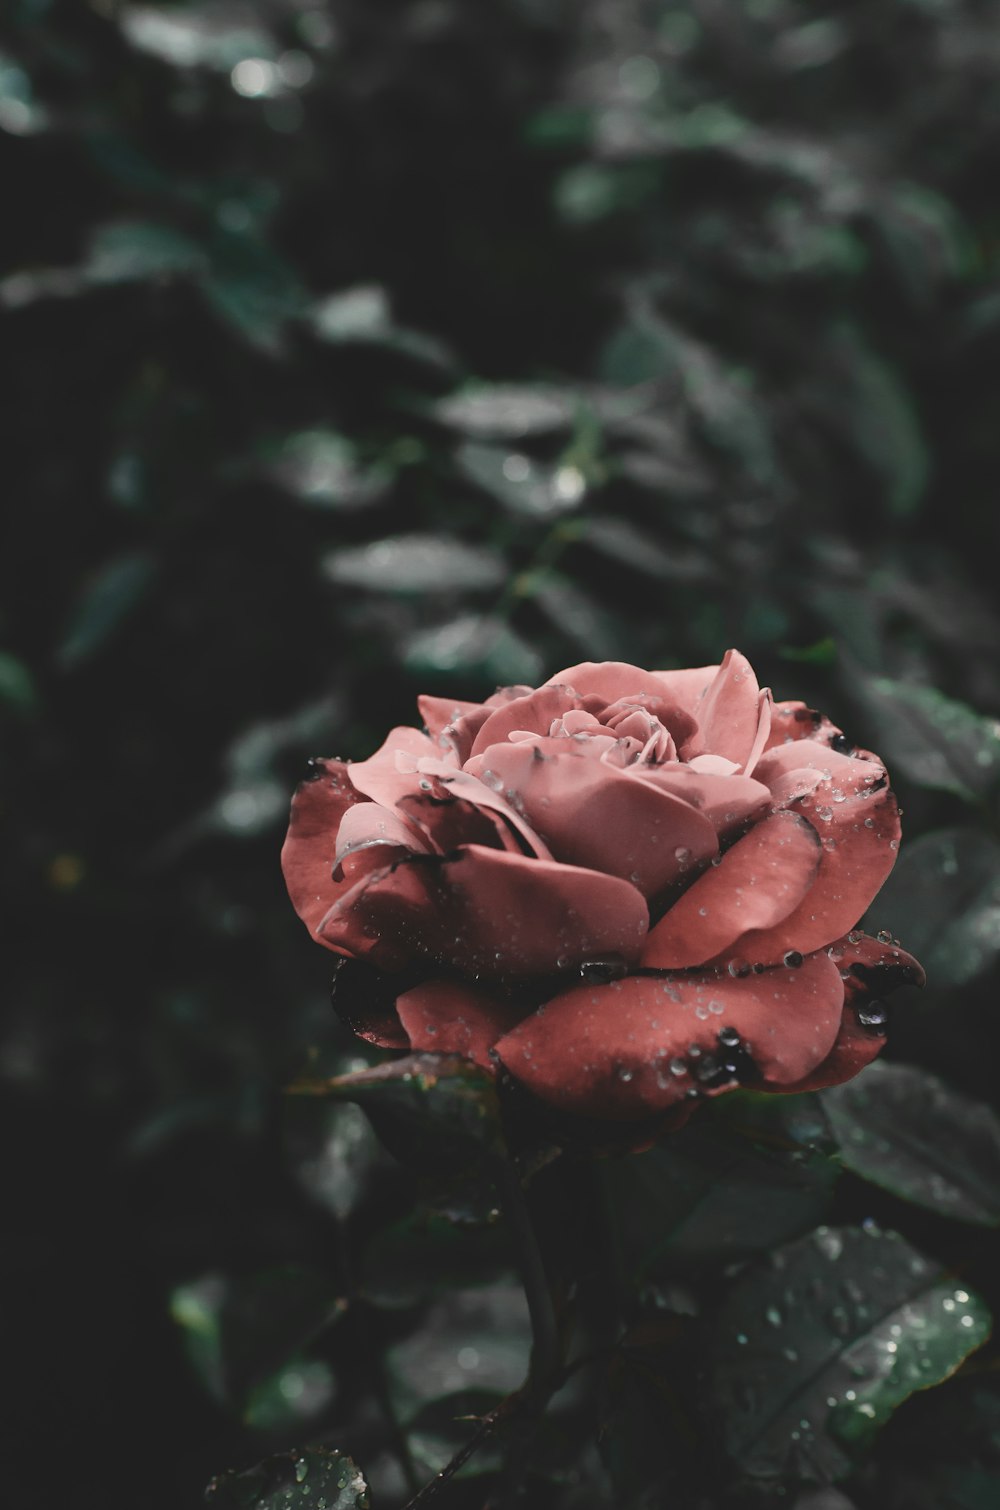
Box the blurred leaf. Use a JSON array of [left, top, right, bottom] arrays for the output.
[[386, 1281, 531, 1418], [268, 430, 389, 510], [848, 673, 1000, 801], [205, 1447, 369, 1510], [84, 220, 204, 284], [0, 650, 37, 713], [121, 5, 276, 71], [403, 614, 545, 685], [201, 230, 306, 352], [710, 1225, 991, 1480], [170, 1266, 344, 1422], [0, 46, 47, 135], [361, 1213, 509, 1308], [611, 1121, 837, 1274], [323, 535, 507, 595], [310, 286, 455, 368], [828, 327, 928, 516], [871, 184, 974, 303], [583, 516, 711, 582], [456, 441, 584, 518], [527, 574, 621, 658], [289, 1054, 505, 1175], [284, 1099, 384, 1222], [822, 1061, 1000, 1226], [435, 384, 581, 438], [872, 828, 1000, 987], [56, 551, 155, 669]]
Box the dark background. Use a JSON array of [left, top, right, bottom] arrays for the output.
[[3, 2, 1000, 1506]]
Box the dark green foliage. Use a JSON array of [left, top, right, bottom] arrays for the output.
[[4, 2, 1000, 1508]]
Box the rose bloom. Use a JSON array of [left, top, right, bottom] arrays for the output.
[[282, 653, 923, 1129]]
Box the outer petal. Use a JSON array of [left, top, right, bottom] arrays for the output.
[[681, 649, 764, 769], [776, 932, 925, 1093], [396, 980, 525, 1069], [460, 737, 719, 897], [738, 746, 900, 961], [651, 664, 719, 718], [764, 701, 844, 752], [345, 726, 437, 806], [433, 845, 649, 978], [281, 760, 366, 947], [494, 952, 845, 1119], [335, 801, 432, 876], [418, 694, 485, 740], [641, 810, 822, 968]]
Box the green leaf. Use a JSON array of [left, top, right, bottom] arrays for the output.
[[84, 220, 204, 284], [871, 828, 1000, 987], [289, 1054, 505, 1175], [828, 326, 928, 516], [322, 535, 507, 594], [821, 1061, 1000, 1226], [120, 6, 277, 71], [56, 551, 155, 668], [848, 674, 1000, 801], [0, 650, 37, 713], [611, 1121, 837, 1273], [205, 1447, 369, 1510], [709, 1225, 991, 1480]]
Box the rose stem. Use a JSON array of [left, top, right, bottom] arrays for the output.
[[493, 1153, 561, 1391]]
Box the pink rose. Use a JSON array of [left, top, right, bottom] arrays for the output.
[[282, 652, 923, 1126]]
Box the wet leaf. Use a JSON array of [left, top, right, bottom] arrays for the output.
[[267, 430, 388, 511], [821, 1061, 1000, 1226], [611, 1121, 837, 1273], [288, 1054, 505, 1175], [323, 535, 507, 594], [709, 1225, 991, 1480], [205, 1446, 369, 1509], [849, 674, 1000, 801], [871, 828, 1000, 987]]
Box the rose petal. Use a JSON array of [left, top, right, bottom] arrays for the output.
[[335, 801, 432, 876], [737, 746, 901, 961], [396, 980, 525, 1069], [459, 737, 720, 897], [281, 760, 366, 947], [414, 758, 553, 859], [681, 649, 764, 768], [433, 844, 649, 977], [418, 694, 485, 740], [345, 726, 438, 805], [494, 952, 845, 1119], [545, 660, 679, 705], [330, 957, 410, 1049], [764, 701, 845, 751], [776, 932, 924, 1092], [632, 765, 772, 840], [397, 790, 523, 854], [651, 664, 719, 718], [641, 810, 822, 968], [316, 852, 441, 969], [469, 684, 605, 759]]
